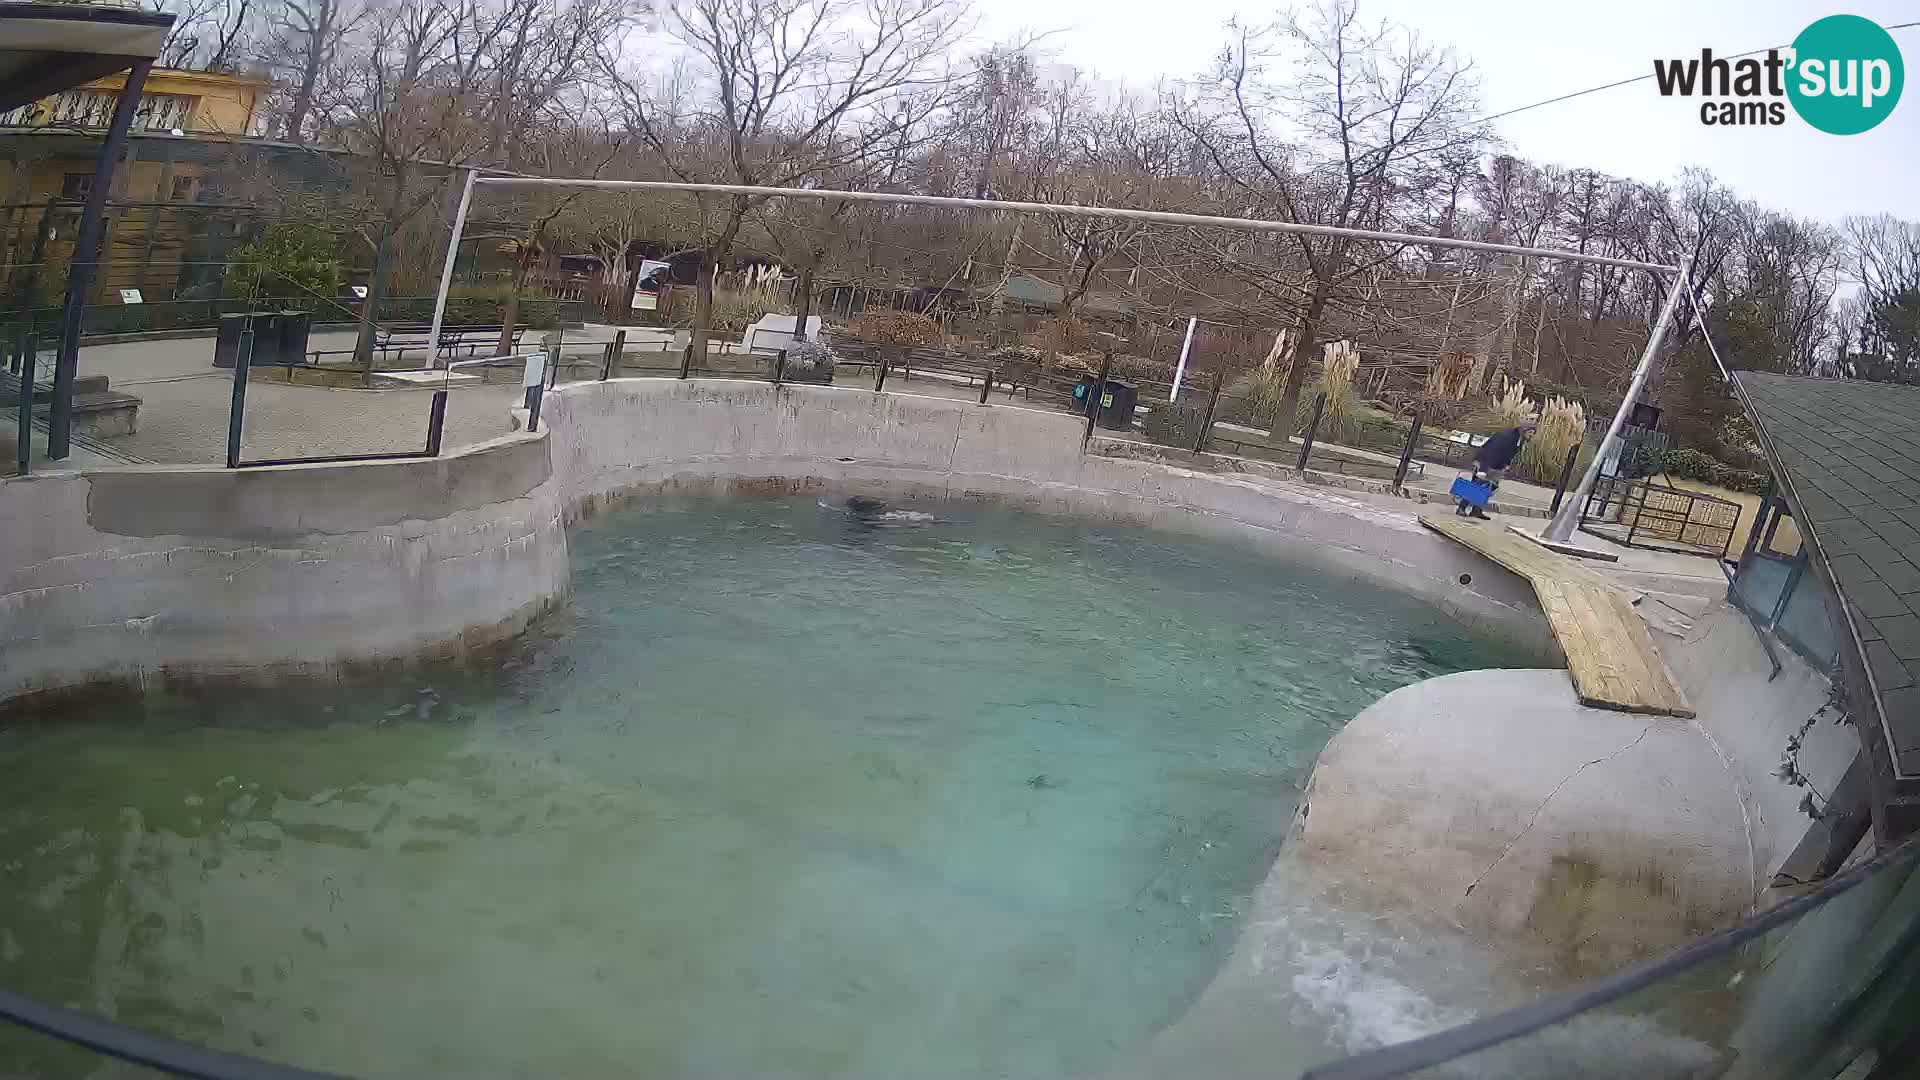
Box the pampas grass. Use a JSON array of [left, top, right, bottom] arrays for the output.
[[1518, 395, 1587, 482]]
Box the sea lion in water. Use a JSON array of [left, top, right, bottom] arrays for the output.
[[828, 496, 937, 525]]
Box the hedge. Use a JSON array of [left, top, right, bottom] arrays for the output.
[[1650, 446, 1770, 494]]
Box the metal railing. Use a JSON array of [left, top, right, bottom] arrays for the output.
[[1581, 473, 1743, 560]]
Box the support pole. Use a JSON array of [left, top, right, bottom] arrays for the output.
[[1083, 351, 1113, 448], [601, 330, 625, 380], [1549, 443, 1581, 514], [50, 61, 149, 460], [1296, 391, 1327, 472], [426, 169, 479, 371], [1170, 315, 1197, 401], [425, 389, 448, 455], [1542, 261, 1691, 543], [1194, 369, 1223, 454], [15, 333, 34, 475], [224, 325, 253, 469], [1392, 410, 1424, 491]]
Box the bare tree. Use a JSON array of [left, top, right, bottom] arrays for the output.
[[260, 0, 361, 141], [318, 0, 512, 375], [154, 0, 255, 70], [1171, 0, 1485, 419], [604, 0, 969, 366]]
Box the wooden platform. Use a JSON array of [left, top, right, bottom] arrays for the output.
[[1421, 514, 1695, 718]]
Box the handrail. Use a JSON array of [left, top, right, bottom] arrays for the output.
[[0, 986, 352, 1080]]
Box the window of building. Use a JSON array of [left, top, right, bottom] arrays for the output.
[[61, 173, 94, 199], [170, 176, 198, 201]]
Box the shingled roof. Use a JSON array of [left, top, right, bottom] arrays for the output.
[[1736, 372, 1920, 837]]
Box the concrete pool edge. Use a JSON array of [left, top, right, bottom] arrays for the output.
[[0, 431, 570, 704]]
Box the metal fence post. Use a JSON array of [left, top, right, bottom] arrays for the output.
[[601, 329, 625, 381], [1296, 391, 1327, 472], [224, 326, 253, 469], [522, 347, 547, 433], [1083, 351, 1113, 447], [425, 389, 449, 456], [1549, 443, 1581, 514], [1194, 369, 1223, 454], [1392, 410, 1424, 491], [977, 365, 994, 405], [15, 334, 35, 474]]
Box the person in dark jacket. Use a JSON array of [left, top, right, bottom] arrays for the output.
[[1458, 423, 1535, 519]]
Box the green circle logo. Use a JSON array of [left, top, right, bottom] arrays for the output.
[[1787, 15, 1904, 134]]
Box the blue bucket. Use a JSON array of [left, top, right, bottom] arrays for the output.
[[1450, 477, 1494, 508]]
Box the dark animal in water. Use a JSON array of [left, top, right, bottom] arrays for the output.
[[845, 496, 889, 517]]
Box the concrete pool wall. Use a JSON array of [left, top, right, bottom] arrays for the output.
[[1, 376, 1555, 701], [0, 432, 568, 704], [541, 378, 1559, 657]]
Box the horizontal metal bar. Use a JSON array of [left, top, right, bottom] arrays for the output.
[[470, 178, 1681, 274], [0, 986, 349, 1080], [235, 449, 438, 468]]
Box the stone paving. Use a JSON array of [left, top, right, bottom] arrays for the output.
[[57, 330, 1029, 467]]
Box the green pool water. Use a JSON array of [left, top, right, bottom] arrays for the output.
[[0, 497, 1525, 1079]]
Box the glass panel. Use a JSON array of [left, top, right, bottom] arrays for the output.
[[1776, 571, 1841, 669], [1733, 555, 1792, 623], [1318, 845, 1920, 1080]]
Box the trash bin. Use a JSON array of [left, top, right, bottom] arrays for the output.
[[1073, 373, 1100, 414], [1096, 379, 1139, 430], [273, 310, 312, 366], [212, 313, 248, 368], [212, 311, 312, 367]]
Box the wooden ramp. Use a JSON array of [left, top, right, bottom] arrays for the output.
[[1421, 514, 1694, 718]]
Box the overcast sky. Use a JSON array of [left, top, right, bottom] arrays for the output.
[[968, 0, 1919, 224]]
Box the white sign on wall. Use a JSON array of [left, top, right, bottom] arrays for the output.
[[118, 288, 143, 304]]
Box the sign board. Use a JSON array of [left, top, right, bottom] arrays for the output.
[[629, 260, 673, 310], [118, 288, 143, 305], [350, 285, 369, 299]]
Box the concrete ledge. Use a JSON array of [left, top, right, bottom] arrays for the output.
[[1293, 668, 1754, 976], [0, 431, 570, 703]]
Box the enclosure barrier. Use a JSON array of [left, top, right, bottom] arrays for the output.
[[3, 831, 1911, 1079]]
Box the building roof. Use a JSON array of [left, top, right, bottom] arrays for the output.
[[0, 2, 172, 111], [1736, 373, 1920, 802]]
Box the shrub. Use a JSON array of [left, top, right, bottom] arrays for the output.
[[1240, 331, 1293, 427], [845, 309, 942, 347], [1037, 316, 1090, 357], [1426, 350, 1474, 401], [684, 284, 786, 334], [1297, 340, 1361, 441], [1142, 399, 1210, 449], [228, 223, 344, 307], [778, 338, 837, 383], [1516, 395, 1586, 484], [1651, 446, 1770, 494]]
